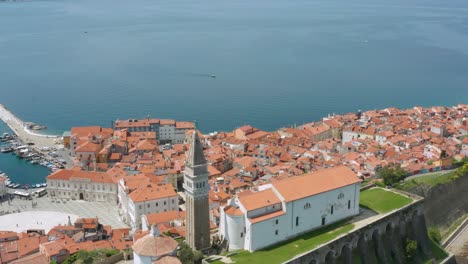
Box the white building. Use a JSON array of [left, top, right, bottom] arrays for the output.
[[0, 175, 6, 199], [133, 225, 180, 264], [118, 177, 179, 230], [47, 169, 117, 203], [114, 119, 194, 145], [219, 166, 361, 252]]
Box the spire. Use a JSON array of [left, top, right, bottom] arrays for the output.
[[187, 130, 206, 166]]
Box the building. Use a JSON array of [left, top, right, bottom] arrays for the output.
[[219, 166, 361, 252], [47, 169, 117, 203], [133, 225, 180, 264], [183, 131, 211, 250], [114, 118, 194, 145], [0, 175, 6, 199], [127, 183, 178, 230]]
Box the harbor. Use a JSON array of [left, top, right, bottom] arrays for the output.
[[0, 104, 73, 189]]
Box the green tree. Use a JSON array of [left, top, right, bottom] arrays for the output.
[[405, 239, 418, 261], [380, 165, 407, 185], [178, 243, 195, 264], [193, 250, 204, 264], [440, 150, 447, 159], [428, 227, 442, 245]]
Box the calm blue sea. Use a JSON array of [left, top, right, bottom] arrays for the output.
[[1, 0, 468, 183]]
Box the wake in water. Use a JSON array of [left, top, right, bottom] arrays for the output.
[[183, 73, 216, 78]]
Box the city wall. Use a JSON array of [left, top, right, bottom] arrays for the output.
[[285, 200, 433, 264]]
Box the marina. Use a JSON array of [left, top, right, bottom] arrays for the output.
[[0, 104, 72, 187]]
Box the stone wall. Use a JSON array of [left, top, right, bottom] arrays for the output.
[[407, 174, 468, 228], [285, 200, 433, 264]]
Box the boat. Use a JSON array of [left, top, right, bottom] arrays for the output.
[[1, 147, 13, 153], [41, 183, 47, 187], [210, 75, 216, 78]]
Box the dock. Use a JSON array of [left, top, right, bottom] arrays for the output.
[[0, 104, 59, 149]]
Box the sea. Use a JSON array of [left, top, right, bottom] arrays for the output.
[[1, 0, 468, 184]]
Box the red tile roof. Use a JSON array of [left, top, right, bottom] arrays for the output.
[[273, 166, 360, 202]]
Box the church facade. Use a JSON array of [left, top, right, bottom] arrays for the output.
[[219, 166, 361, 252]]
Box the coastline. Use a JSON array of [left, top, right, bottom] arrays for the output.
[[0, 103, 59, 149]]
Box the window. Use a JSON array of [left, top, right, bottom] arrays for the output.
[[147, 204, 150, 208], [348, 200, 351, 209], [296, 216, 299, 226], [275, 219, 279, 225], [139, 205, 142, 209], [322, 217, 326, 226], [156, 202, 159, 207], [240, 233, 243, 238], [331, 205, 334, 215], [275, 230, 278, 235], [164, 201, 166, 205], [244, 227, 246, 233]]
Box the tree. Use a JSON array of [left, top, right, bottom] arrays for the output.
[[380, 165, 407, 186], [178, 243, 194, 264], [440, 150, 447, 159], [405, 239, 418, 261]]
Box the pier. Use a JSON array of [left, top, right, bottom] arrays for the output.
[[0, 104, 59, 149]]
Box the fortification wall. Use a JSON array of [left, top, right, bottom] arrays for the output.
[[285, 200, 433, 264], [407, 174, 468, 228]]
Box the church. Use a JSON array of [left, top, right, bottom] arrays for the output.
[[219, 166, 361, 252]]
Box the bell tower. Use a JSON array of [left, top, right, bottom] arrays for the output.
[[183, 130, 211, 250]]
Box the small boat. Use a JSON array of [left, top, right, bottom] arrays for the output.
[[210, 75, 216, 78], [12, 183, 20, 189], [41, 183, 47, 187], [1, 147, 13, 153]]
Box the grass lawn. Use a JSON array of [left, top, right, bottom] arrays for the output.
[[360, 188, 412, 213], [397, 171, 459, 191], [227, 222, 354, 264]]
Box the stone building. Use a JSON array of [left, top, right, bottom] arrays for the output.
[[183, 131, 211, 250], [47, 169, 117, 203]]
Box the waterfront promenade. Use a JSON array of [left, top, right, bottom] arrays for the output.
[[0, 104, 59, 149]]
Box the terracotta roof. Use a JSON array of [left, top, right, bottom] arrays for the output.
[[129, 183, 177, 203], [10, 252, 48, 264], [145, 210, 185, 225], [273, 166, 361, 202], [224, 206, 243, 216], [175, 122, 194, 129], [153, 256, 182, 264], [75, 141, 101, 153], [249, 210, 285, 224], [133, 234, 178, 257], [47, 169, 114, 183], [238, 189, 281, 211]]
